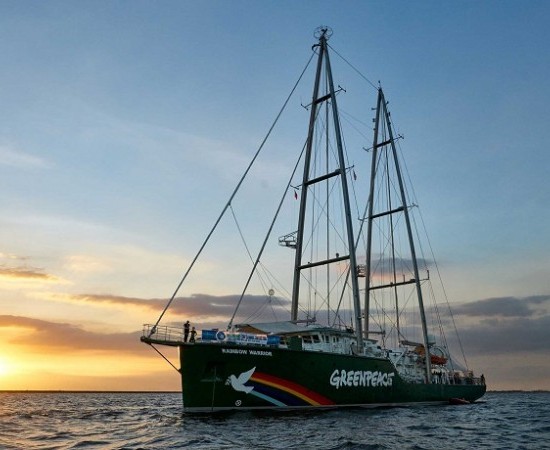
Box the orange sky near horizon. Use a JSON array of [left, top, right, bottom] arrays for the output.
[[0, 331, 547, 392], [0, 288, 549, 393], [0, 328, 181, 392], [1, 245, 549, 393]]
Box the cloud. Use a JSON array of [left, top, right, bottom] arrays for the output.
[[364, 255, 433, 278], [453, 295, 550, 318], [456, 315, 550, 355], [64, 254, 111, 274], [64, 294, 159, 314], [0, 254, 59, 282], [0, 145, 51, 169], [0, 315, 142, 353], [0, 266, 59, 282], [0, 252, 27, 260], [68, 292, 291, 323], [443, 295, 550, 358]]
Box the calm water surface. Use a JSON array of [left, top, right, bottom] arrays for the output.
[[0, 391, 548, 449]]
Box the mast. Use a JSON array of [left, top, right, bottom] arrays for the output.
[[291, 29, 325, 321], [291, 27, 364, 348], [363, 89, 383, 337], [364, 88, 432, 381]]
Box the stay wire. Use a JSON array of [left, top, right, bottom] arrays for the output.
[[229, 204, 269, 293], [387, 101, 469, 367], [228, 139, 307, 330], [328, 43, 378, 91]]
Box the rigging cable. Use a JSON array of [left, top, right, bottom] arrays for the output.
[[389, 115, 469, 367], [229, 204, 270, 293], [229, 204, 292, 322], [147, 343, 180, 373], [328, 43, 378, 91], [149, 51, 316, 336], [227, 139, 307, 330], [415, 205, 469, 369]]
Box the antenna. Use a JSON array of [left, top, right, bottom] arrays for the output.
[[314, 26, 333, 40]]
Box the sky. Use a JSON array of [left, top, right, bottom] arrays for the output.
[[0, 0, 549, 392]]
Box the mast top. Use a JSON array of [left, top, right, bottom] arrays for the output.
[[314, 26, 333, 41]]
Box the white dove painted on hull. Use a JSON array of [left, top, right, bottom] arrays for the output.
[[226, 367, 256, 394]]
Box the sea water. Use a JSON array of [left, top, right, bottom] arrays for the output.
[[0, 391, 548, 449]]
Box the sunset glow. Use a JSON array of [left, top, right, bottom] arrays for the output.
[[0, 357, 10, 377]]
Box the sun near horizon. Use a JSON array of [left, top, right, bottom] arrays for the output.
[[0, 356, 10, 377], [0, 313, 183, 392], [0, 339, 185, 392]]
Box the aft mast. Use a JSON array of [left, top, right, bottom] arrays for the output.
[[364, 88, 432, 381], [291, 27, 364, 348]]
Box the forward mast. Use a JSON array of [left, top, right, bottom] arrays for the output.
[[291, 27, 363, 348]]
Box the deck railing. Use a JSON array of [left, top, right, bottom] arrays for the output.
[[142, 324, 185, 343], [141, 324, 282, 347]]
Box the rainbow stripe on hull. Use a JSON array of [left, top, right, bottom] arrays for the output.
[[249, 372, 335, 407]]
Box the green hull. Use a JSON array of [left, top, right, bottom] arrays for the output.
[[179, 342, 486, 412]]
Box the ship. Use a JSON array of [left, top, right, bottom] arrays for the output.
[[141, 27, 486, 412]]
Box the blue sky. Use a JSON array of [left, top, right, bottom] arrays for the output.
[[0, 1, 549, 390]]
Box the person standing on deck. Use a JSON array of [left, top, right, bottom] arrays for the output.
[[190, 327, 197, 343], [183, 320, 190, 342]]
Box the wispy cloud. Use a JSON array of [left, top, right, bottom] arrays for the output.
[[64, 254, 112, 274], [0, 266, 60, 282], [0, 252, 27, 261], [0, 145, 51, 169]]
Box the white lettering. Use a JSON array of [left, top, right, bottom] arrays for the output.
[[340, 370, 349, 386], [329, 369, 396, 389], [329, 370, 340, 388], [222, 348, 247, 354], [221, 348, 273, 356], [249, 350, 273, 356], [365, 371, 374, 386]]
